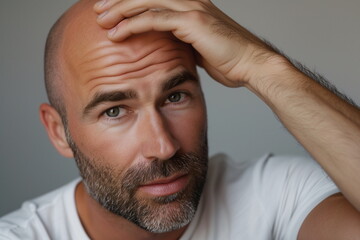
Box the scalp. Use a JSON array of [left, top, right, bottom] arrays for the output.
[[44, 0, 106, 118], [44, 0, 192, 120]]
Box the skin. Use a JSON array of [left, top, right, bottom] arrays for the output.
[[39, 0, 360, 239], [40, 1, 207, 239], [92, 0, 360, 239]]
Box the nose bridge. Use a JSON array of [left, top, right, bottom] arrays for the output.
[[140, 108, 179, 161]]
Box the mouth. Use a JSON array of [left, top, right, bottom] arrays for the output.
[[138, 173, 189, 197]]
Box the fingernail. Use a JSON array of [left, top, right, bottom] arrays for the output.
[[98, 10, 108, 19], [108, 27, 117, 36], [95, 0, 106, 9]]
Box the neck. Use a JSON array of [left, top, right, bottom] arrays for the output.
[[75, 182, 188, 240]]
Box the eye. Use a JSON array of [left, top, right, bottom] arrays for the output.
[[104, 106, 124, 118], [165, 92, 186, 104]]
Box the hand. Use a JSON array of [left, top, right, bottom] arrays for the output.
[[93, 0, 281, 88], [94, 0, 360, 216]]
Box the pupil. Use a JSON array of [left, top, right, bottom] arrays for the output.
[[106, 107, 119, 117], [170, 93, 181, 102]]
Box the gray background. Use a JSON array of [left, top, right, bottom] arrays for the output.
[[1, 0, 359, 216]]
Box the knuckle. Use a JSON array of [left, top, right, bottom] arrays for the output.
[[186, 10, 209, 24], [134, 9, 156, 21], [191, 1, 207, 10], [145, 9, 174, 21]]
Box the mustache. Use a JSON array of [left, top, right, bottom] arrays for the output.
[[121, 152, 206, 192]]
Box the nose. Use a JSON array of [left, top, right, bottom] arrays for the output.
[[139, 110, 180, 161]]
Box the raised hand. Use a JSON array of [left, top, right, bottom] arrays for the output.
[[92, 0, 360, 218], [93, 0, 282, 88]]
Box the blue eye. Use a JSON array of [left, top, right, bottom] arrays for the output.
[[105, 107, 121, 117], [166, 92, 186, 103]]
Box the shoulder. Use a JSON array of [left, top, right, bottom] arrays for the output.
[[250, 154, 330, 185], [203, 154, 339, 239], [0, 179, 80, 239], [249, 154, 339, 239], [235, 154, 339, 211], [207, 153, 321, 186], [192, 154, 326, 239], [251, 154, 337, 198]]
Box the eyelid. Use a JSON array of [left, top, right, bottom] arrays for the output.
[[164, 91, 190, 105], [101, 105, 129, 121]]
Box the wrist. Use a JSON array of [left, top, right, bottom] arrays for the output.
[[243, 54, 305, 103]]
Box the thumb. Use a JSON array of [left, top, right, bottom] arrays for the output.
[[197, 55, 241, 88]]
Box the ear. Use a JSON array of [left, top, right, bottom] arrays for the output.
[[39, 103, 74, 158]]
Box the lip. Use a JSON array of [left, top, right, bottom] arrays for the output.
[[138, 173, 189, 197]]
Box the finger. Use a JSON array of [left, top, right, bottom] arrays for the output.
[[200, 57, 242, 88], [94, 0, 123, 13], [96, 0, 206, 29], [107, 10, 178, 41], [97, 6, 149, 29], [107, 9, 199, 43]]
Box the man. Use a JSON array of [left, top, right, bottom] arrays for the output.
[[1, 0, 360, 239]]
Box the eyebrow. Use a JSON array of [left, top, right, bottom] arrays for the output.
[[83, 70, 198, 117], [161, 71, 198, 92], [83, 90, 137, 116]]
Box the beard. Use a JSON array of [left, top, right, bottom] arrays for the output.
[[65, 128, 208, 233]]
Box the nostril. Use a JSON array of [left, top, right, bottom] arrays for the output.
[[141, 132, 180, 161], [140, 110, 179, 161]]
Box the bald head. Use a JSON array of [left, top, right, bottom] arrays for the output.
[[44, 0, 188, 121], [44, 0, 101, 119], [42, 2, 206, 233]]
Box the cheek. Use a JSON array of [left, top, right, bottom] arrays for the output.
[[68, 118, 138, 168], [169, 104, 207, 153], [66, 99, 206, 167]]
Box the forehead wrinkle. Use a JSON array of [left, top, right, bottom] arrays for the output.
[[80, 36, 185, 70], [87, 79, 129, 94], [82, 44, 165, 77], [83, 56, 187, 99], [79, 42, 122, 67], [83, 48, 190, 87], [78, 37, 192, 83], [89, 56, 185, 84], [85, 59, 195, 103]]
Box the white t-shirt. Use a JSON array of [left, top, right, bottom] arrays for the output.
[[0, 154, 339, 240]]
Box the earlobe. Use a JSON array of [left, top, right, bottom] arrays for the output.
[[39, 103, 74, 158]]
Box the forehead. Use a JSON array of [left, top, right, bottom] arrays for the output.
[[77, 33, 195, 84], [62, 31, 197, 111], [59, 0, 197, 93], [71, 32, 195, 86]]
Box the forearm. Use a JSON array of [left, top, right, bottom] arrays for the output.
[[245, 56, 360, 211], [93, 0, 360, 211]]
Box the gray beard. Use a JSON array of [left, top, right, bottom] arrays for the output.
[[66, 128, 208, 233]]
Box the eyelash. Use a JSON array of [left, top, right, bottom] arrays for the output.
[[101, 91, 191, 122], [164, 92, 189, 105], [102, 105, 129, 122]]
